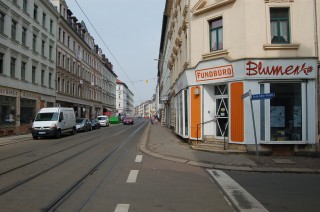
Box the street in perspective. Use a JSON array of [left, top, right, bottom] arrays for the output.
[[0, 119, 320, 211], [1, 0, 320, 212]]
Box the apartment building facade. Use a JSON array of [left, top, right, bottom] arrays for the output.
[[51, 0, 117, 119], [116, 79, 134, 115], [0, 0, 59, 136], [157, 0, 319, 154]]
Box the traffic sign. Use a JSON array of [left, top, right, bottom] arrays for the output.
[[251, 93, 275, 100]]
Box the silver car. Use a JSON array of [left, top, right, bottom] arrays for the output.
[[97, 115, 110, 127]]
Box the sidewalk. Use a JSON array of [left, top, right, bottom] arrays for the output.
[[140, 123, 320, 173]]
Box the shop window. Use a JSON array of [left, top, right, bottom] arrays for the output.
[[20, 98, 36, 124], [209, 17, 223, 51], [270, 8, 290, 44], [270, 83, 301, 141], [0, 96, 16, 126]]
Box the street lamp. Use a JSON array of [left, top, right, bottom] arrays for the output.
[[154, 59, 167, 64]]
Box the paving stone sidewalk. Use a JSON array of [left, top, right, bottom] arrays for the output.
[[143, 124, 320, 173]]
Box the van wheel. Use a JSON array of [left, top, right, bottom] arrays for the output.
[[71, 127, 76, 135], [33, 136, 38, 140], [56, 130, 61, 139]]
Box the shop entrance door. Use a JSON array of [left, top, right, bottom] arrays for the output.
[[215, 84, 228, 138]]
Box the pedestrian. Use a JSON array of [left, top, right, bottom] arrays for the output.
[[154, 115, 158, 125], [150, 116, 153, 124]]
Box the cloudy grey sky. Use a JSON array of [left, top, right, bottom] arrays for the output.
[[66, 0, 166, 106]]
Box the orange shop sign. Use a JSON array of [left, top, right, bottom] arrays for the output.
[[195, 64, 234, 82]]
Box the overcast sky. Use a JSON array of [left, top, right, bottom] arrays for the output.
[[66, 0, 166, 106]]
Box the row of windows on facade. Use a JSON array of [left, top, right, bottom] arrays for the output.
[[56, 76, 115, 104], [10, 0, 55, 34], [58, 28, 98, 68], [0, 52, 53, 87], [0, 52, 116, 106], [0, 13, 55, 62], [209, 8, 290, 52]]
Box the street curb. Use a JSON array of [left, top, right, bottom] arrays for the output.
[[139, 124, 320, 174]]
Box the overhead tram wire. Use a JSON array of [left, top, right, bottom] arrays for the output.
[[74, 0, 145, 103]]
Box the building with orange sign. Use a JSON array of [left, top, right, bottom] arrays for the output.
[[157, 0, 319, 155]]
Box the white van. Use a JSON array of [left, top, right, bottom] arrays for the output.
[[32, 107, 76, 139]]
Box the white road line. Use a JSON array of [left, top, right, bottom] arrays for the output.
[[126, 170, 139, 183], [114, 204, 130, 212], [135, 155, 143, 162], [207, 169, 268, 212]]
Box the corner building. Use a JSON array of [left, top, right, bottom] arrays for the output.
[[158, 0, 319, 155]]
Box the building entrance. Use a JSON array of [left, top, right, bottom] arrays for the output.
[[214, 84, 228, 138]]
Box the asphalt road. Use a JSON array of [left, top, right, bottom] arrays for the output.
[[0, 119, 234, 212], [222, 170, 320, 212]]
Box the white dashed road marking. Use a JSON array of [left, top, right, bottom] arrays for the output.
[[114, 204, 130, 212], [135, 155, 143, 162], [126, 170, 139, 183], [207, 169, 268, 212]]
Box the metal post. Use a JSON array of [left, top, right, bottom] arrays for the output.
[[250, 93, 259, 156]]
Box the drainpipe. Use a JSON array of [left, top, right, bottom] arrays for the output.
[[314, 0, 320, 151]]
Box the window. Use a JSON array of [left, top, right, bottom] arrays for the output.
[[22, 27, 27, 46], [32, 66, 36, 83], [270, 8, 290, 44], [41, 40, 45, 57], [23, 0, 27, 12], [58, 52, 61, 66], [0, 53, 3, 74], [49, 72, 52, 88], [0, 96, 16, 126], [50, 19, 53, 33], [33, 34, 37, 52], [20, 99, 36, 124], [11, 20, 17, 40], [34, 4, 38, 20], [270, 83, 301, 141], [41, 70, 45, 86], [42, 12, 46, 28], [10, 57, 16, 77], [0, 12, 5, 33], [21, 61, 26, 80], [49, 45, 53, 60], [209, 17, 223, 51]]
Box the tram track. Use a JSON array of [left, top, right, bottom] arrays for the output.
[[0, 125, 128, 175], [43, 122, 147, 211], [0, 121, 146, 200]]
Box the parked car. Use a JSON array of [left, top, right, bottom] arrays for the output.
[[123, 116, 134, 125], [97, 115, 110, 127], [76, 118, 92, 132], [90, 118, 101, 130]]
